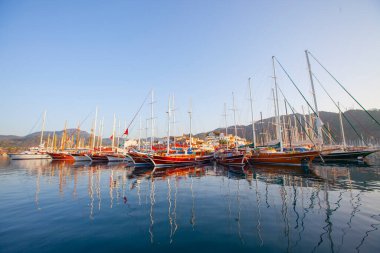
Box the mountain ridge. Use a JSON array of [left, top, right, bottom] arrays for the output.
[[1, 109, 379, 151]]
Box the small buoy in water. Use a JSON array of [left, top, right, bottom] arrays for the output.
[[123, 196, 127, 203]]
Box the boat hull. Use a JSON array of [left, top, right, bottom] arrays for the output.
[[195, 154, 214, 164], [90, 154, 109, 163], [71, 154, 92, 162], [314, 150, 378, 163], [8, 153, 51, 160], [248, 151, 320, 167], [128, 152, 154, 167], [106, 154, 125, 162], [152, 154, 196, 168], [48, 153, 75, 161], [215, 153, 245, 166]]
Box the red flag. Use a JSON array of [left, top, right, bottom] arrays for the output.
[[124, 128, 129, 135], [110, 135, 113, 140]]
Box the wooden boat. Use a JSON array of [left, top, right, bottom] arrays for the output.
[[48, 152, 75, 161], [215, 151, 246, 166], [128, 151, 154, 167], [151, 153, 197, 168], [195, 153, 214, 164], [71, 153, 92, 162], [89, 153, 108, 163], [314, 149, 379, 163], [247, 150, 320, 166], [106, 154, 125, 162]]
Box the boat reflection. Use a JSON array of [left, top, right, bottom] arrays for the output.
[[13, 159, 380, 251]]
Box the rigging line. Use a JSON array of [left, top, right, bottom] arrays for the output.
[[277, 78, 336, 145], [312, 73, 368, 146], [307, 51, 380, 129], [273, 56, 320, 119], [124, 90, 151, 136], [28, 112, 43, 135], [277, 86, 317, 146], [298, 69, 337, 142]]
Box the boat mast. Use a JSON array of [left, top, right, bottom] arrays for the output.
[[166, 95, 171, 155], [272, 57, 283, 152], [271, 88, 277, 142], [112, 113, 116, 151], [40, 110, 47, 147], [293, 115, 299, 143], [284, 100, 292, 148], [150, 90, 155, 151], [248, 78, 256, 148], [338, 102, 347, 150], [52, 131, 56, 151], [305, 50, 323, 145], [172, 95, 176, 148], [99, 117, 104, 152], [232, 92, 238, 151], [76, 122, 80, 150], [188, 99, 192, 150], [223, 102, 228, 150], [260, 112, 264, 146], [138, 116, 142, 150], [61, 120, 67, 150], [145, 119, 149, 151], [92, 107, 98, 150], [117, 118, 120, 152]]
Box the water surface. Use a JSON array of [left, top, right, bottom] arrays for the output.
[[0, 158, 379, 253]]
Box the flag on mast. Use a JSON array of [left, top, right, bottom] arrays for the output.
[[124, 128, 129, 135]]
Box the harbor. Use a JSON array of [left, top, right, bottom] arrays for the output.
[[1, 1, 380, 252]]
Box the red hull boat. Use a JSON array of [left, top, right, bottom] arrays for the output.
[[195, 153, 214, 164], [128, 151, 154, 167], [89, 154, 109, 163], [48, 152, 75, 161], [215, 151, 245, 166], [151, 154, 197, 168]]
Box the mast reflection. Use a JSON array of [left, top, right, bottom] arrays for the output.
[[16, 160, 380, 250]]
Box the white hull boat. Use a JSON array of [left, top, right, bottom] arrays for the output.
[[8, 152, 51, 160]]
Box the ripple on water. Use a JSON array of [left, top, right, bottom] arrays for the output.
[[0, 159, 379, 253]]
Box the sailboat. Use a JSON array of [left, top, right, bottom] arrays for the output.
[[301, 50, 379, 163], [47, 121, 76, 161], [70, 124, 92, 162], [128, 150, 155, 167], [9, 110, 51, 160], [215, 93, 246, 166], [247, 58, 320, 167], [151, 95, 197, 168], [88, 117, 109, 162], [106, 114, 126, 162], [314, 102, 378, 163], [127, 90, 157, 167]]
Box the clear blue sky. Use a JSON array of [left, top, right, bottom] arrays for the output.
[[1, 0, 379, 138]]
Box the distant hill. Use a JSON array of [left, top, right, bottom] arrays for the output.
[[195, 109, 380, 146], [0, 129, 111, 151], [1, 109, 380, 151]]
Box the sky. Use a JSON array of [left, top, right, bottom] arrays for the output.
[[0, 0, 379, 138]]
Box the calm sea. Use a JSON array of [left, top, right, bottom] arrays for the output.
[[0, 157, 379, 253]]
